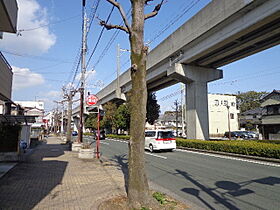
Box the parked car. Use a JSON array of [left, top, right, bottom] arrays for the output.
[[93, 130, 106, 140], [246, 131, 259, 139], [224, 131, 250, 139], [145, 130, 176, 152], [72, 131, 78, 136]]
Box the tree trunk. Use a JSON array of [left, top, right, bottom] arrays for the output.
[[127, 0, 150, 207]]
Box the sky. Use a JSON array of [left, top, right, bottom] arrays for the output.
[[0, 0, 279, 113]]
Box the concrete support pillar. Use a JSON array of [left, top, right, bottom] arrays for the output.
[[168, 63, 223, 140], [185, 81, 209, 140]]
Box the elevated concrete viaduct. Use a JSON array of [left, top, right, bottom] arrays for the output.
[[74, 0, 280, 139]]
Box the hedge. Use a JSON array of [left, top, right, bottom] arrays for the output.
[[176, 138, 280, 159], [107, 134, 130, 140]]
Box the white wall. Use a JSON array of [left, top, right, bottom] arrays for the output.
[[208, 94, 239, 136], [15, 101, 44, 110]]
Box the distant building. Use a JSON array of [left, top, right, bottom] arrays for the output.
[[155, 94, 239, 137], [157, 112, 183, 129], [208, 94, 239, 137], [259, 90, 280, 140], [239, 107, 262, 130], [12, 101, 45, 124]]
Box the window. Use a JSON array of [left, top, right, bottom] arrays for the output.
[[145, 131, 156, 137], [230, 113, 234, 119], [214, 100, 219, 106], [224, 100, 228, 106], [267, 105, 280, 115], [158, 131, 173, 139], [231, 102, 235, 107], [273, 107, 279, 115]]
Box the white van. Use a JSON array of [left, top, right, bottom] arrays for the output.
[[145, 130, 176, 152]]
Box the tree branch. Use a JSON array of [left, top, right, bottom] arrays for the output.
[[145, 0, 164, 20], [106, 0, 131, 34], [100, 20, 129, 34]]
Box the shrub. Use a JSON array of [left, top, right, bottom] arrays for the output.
[[107, 134, 130, 140], [84, 132, 93, 136], [176, 138, 280, 159]]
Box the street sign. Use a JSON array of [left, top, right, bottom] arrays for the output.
[[86, 94, 98, 106]]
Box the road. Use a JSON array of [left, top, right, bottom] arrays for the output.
[[85, 137, 280, 210]]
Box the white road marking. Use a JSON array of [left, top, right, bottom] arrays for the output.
[[175, 149, 280, 168], [145, 152, 167, 159], [100, 141, 109, 145], [107, 138, 128, 144]]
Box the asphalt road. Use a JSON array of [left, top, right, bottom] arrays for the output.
[[86, 137, 280, 210]]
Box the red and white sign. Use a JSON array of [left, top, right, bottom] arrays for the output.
[[86, 94, 99, 106]]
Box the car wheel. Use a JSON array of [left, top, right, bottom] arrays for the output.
[[149, 144, 154, 153]]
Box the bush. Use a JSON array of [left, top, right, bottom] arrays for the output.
[[84, 132, 93, 136], [107, 134, 130, 140], [176, 138, 280, 159]]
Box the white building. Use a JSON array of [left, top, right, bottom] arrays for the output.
[[155, 94, 239, 138], [208, 94, 239, 137], [14, 101, 45, 123]]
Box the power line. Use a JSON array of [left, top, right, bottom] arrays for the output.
[[66, 0, 101, 89], [86, 0, 101, 37], [97, 0, 200, 85], [1, 49, 72, 63], [86, 5, 115, 68], [92, 9, 132, 83], [17, 14, 80, 33], [147, 0, 201, 45]]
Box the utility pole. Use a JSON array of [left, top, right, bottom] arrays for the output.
[[174, 100, 179, 137], [78, 1, 87, 144]]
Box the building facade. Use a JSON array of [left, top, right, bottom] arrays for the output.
[[0, 0, 18, 114], [260, 90, 280, 140], [13, 101, 45, 124], [208, 94, 239, 137], [155, 94, 239, 138]]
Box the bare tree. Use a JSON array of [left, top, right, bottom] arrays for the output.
[[100, 0, 164, 208]]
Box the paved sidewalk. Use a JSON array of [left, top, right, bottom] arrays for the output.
[[0, 137, 126, 210]]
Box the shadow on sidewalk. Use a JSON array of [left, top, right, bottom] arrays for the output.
[[0, 139, 69, 209], [104, 154, 129, 194]]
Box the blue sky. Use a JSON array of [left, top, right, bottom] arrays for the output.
[[0, 0, 279, 113]]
